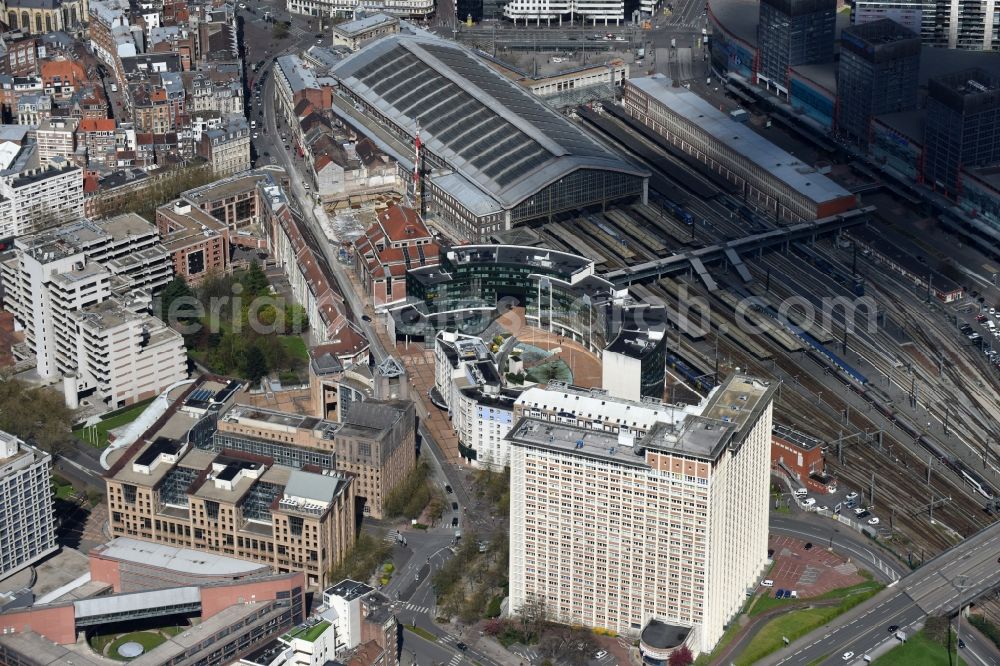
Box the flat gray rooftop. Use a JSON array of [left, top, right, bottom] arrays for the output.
[[94, 538, 268, 576], [630, 75, 852, 206]]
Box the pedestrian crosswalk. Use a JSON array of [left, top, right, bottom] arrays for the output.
[[667, 20, 704, 29], [446, 654, 463, 666], [401, 602, 432, 613]]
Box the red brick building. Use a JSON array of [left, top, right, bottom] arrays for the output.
[[77, 117, 117, 165], [352, 205, 439, 310], [156, 200, 231, 283], [771, 423, 837, 494]]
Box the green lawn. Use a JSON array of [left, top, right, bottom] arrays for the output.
[[749, 592, 794, 617], [73, 398, 156, 448], [279, 335, 309, 363], [53, 480, 75, 500], [735, 581, 884, 665], [106, 631, 167, 660], [283, 621, 331, 643], [873, 630, 967, 666]]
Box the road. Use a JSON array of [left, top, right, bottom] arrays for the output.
[[763, 521, 1000, 665], [253, 28, 513, 666], [769, 512, 907, 583]]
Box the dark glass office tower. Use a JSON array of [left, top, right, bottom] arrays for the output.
[[925, 68, 1000, 198], [837, 19, 921, 146], [757, 0, 836, 94]]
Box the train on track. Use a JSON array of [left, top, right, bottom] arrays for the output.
[[814, 354, 999, 501]]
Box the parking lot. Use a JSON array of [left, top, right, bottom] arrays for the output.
[[766, 534, 867, 598], [790, 482, 885, 532]]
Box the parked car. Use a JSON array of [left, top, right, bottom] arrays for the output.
[[804, 543, 813, 550], [761, 579, 774, 587], [594, 650, 608, 659], [868, 517, 880, 525], [802, 498, 816, 507], [846, 491, 859, 500]]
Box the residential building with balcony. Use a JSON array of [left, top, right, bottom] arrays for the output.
[[0, 215, 180, 407], [508, 374, 775, 655], [0, 430, 57, 579]]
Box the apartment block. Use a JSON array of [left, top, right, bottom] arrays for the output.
[[71, 299, 188, 408], [322, 580, 398, 663], [0, 146, 83, 238], [106, 438, 355, 589], [508, 374, 775, 655], [77, 118, 118, 166], [352, 205, 439, 310], [35, 117, 79, 163], [0, 215, 181, 408], [210, 399, 416, 519], [196, 114, 250, 176], [0, 430, 57, 579]]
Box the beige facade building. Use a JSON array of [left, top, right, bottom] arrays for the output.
[[211, 400, 416, 519], [35, 117, 79, 163], [106, 438, 355, 589], [196, 114, 250, 176], [507, 374, 775, 655]]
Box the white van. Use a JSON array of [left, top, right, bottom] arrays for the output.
[[988, 320, 996, 331]]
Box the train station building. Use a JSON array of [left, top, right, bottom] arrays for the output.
[[330, 33, 648, 242], [623, 75, 857, 223]]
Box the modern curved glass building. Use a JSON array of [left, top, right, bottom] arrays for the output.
[[394, 244, 615, 354]]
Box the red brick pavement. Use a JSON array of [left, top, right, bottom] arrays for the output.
[[767, 534, 865, 597]]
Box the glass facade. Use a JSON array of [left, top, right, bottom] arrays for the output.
[[159, 466, 199, 506], [243, 481, 282, 522], [757, 0, 836, 92], [837, 20, 920, 146], [510, 169, 645, 223], [925, 69, 1000, 197], [210, 432, 336, 470], [403, 248, 609, 351], [709, 29, 755, 80], [869, 122, 922, 181], [640, 336, 668, 399], [789, 78, 835, 130]]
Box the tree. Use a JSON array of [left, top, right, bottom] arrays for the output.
[[241, 261, 270, 299], [242, 345, 269, 384], [517, 592, 549, 641], [669, 646, 694, 666], [284, 304, 309, 333], [157, 277, 196, 324], [0, 377, 74, 457]]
